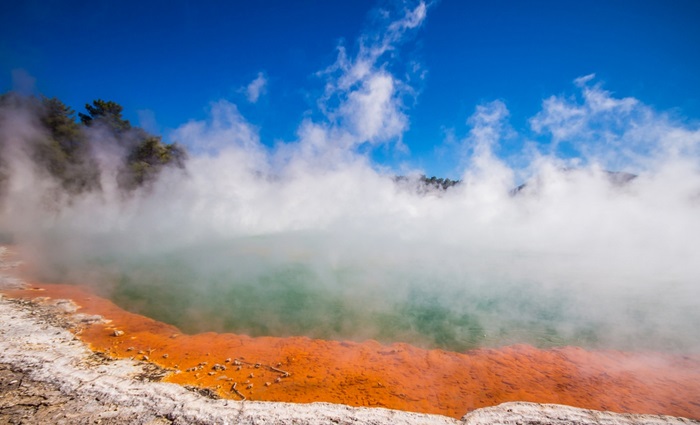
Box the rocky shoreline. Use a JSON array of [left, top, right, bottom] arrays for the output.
[[1, 248, 698, 424]]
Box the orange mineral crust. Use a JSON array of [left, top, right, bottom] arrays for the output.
[[6, 283, 700, 420]]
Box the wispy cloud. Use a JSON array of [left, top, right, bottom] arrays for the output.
[[310, 1, 428, 151], [529, 75, 700, 171], [171, 99, 263, 159], [245, 72, 267, 103]]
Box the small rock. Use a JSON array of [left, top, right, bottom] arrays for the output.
[[112, 330, 124, 337]]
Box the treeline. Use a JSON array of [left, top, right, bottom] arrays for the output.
[[418, 175, 460, 190], [394, 174, 461, 192], [0, 92, 186, 196]]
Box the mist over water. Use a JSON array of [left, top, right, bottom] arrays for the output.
[[2, 3, 700, 353]]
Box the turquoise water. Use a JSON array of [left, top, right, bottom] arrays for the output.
[[36, 233, 700, 353], [78, 252, 613, 352]]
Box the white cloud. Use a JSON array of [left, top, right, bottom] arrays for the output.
[[387, 1, 427, 32], [532, 76, 639, 142], [573, 73, 596, 86], [466, 100, 511, 160], [245, 72, 267, 103], [339, 72, 407, 144], [171, 99, 265, 164], [460, 100, 515, 197], [529, 76, 675, 170], [313, 1, 428, 151]]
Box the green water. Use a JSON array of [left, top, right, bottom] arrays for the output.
[[78, 254, 597, 352], [58, 240, 699, 353], [105, 264, 489, 350]]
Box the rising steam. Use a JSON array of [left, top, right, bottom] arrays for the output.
[[1, 2, 699, 352]]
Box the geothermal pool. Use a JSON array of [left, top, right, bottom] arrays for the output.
[[6, 278, 700, 420], [27, 213, 700, 355]]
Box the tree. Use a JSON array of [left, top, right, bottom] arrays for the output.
[[35, 97, 101, 193], [118, 134, 187, 189], [0, 93, 189, 196], [79, 99, 131, 135], [41, 97, 82, 153], [78, 98, 188, 191], [419, 175, 460, 191], [0, 93, 101, 195]]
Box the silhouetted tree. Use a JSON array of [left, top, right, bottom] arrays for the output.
[[79, 99, 131, 135], [419, 175, 460, 191]]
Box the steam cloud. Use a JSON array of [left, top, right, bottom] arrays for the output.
[[1, 2, 699, 352]]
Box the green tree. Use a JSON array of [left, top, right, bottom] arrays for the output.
[[78, 98, 188, 191], [1, 94, 188, 196], [79, 99, 131, 135], [419, 174, 461, 191], [118, 133, 187, 189], [35, 97, 100, 193], [41, 97, 82, 152]]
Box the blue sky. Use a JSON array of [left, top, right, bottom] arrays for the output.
[[2, 0, 699, 178]]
